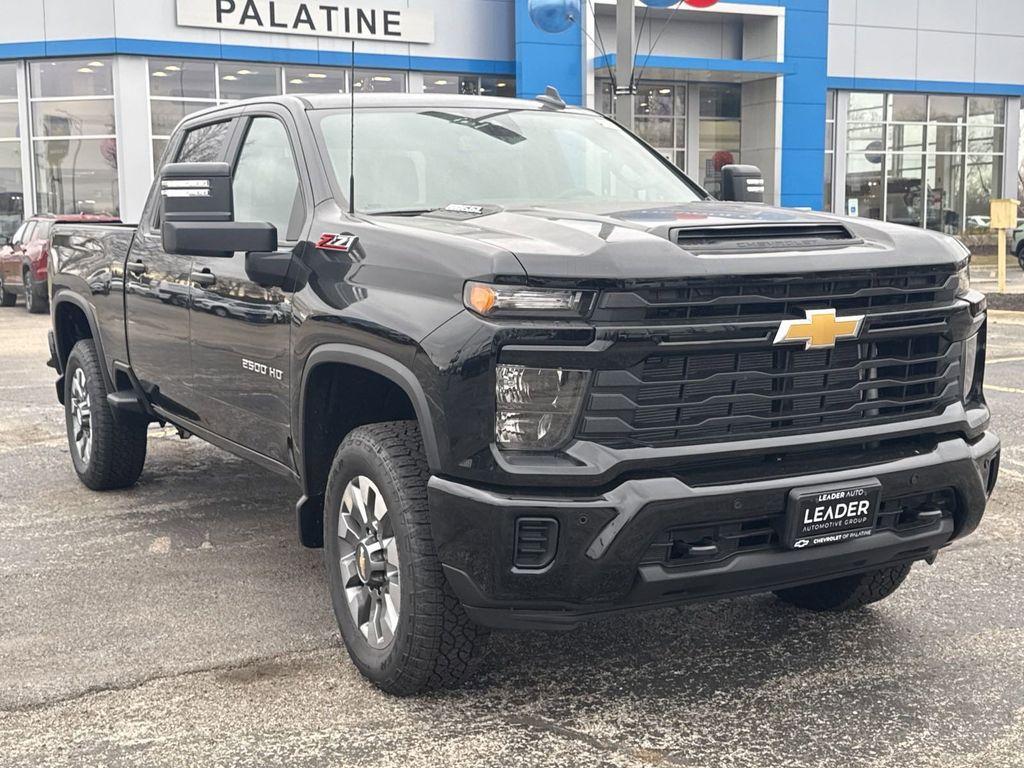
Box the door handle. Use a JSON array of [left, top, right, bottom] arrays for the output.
[[190, 270, 216, 288], [126, 260, 146, 275]]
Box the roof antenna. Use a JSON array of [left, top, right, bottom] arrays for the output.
[[535, 85, 566, 110], [348, 38, 356, 215]]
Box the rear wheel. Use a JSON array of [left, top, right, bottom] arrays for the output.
[[0, 275, 16, 307], [324, 421, 488, 695], [23, 269, 47, 314], [65, 339, 148, 490], [774, 563, 912, 612]]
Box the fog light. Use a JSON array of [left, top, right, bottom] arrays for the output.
[[495, 365, 587, 450]]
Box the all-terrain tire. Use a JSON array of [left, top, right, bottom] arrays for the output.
[[324, 420, 488, 695], [65, 339, 148, 490], [774, 563, 912, 612]]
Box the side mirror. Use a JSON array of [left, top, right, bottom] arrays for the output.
[[161, 162, 234, 223], [159, 161, 278, 257], [163, 221, 278, 259], [721, 165, 765, 204]]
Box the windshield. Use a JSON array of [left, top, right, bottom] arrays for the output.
[[315, 107, 705, 214]]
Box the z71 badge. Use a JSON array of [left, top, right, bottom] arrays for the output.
[[317, 233, 358, 252]]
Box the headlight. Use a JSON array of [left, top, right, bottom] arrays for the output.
[[495, 365, 587, 450], [465, 282, 589, 318]]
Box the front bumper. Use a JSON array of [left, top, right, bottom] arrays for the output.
[[427, 431, 1000, 630]]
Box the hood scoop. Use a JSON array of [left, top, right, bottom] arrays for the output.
[[672, 223, 859, 254]]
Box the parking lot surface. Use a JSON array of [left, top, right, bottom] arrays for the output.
[[1, 308, 1023, 768]]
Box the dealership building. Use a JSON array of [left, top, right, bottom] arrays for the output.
[[0, 0, 1022, 237]]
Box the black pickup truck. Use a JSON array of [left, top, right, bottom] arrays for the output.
[[47, 92, 999, 695]]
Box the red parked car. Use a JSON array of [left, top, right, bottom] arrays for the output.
[[0, 215, 120, 313]]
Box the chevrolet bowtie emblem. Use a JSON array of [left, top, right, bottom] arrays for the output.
[[774, 309, 865, 350]]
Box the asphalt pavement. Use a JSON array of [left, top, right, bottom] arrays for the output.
[[1, 304, 1022, 768]]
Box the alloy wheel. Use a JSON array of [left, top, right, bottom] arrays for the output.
[[337, 475, 401, 649], [70, 367, 92, 464]]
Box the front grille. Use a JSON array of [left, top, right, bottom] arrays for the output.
[[580, 334, 961, 449], [579, 265, 963, 450], [590, 265, 957, 325], [641, 489, 956, 568]]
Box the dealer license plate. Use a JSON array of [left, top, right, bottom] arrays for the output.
[[784, 480, 881, 550]]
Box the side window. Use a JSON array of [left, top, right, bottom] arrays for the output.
[[34, 220, 52, 241], [10, 222, 27, 245], [177, 121, 232, 164], [19, 223, 36, 245], [149, 119, 233, 233], [232, 117, 302, 243]]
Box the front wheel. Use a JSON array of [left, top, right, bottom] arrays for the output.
[[324, 421, 488, 696], [65, 339, 148, 490], [774, 563, 912, 612]]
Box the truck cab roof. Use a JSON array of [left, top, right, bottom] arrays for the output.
[[182, 92, 589, 123]]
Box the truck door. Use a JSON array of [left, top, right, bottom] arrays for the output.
[[125, 118, 236, 416], [187, 109, 307, 467]]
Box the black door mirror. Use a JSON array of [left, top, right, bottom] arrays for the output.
[[721, 165, 766, 203], [160, 161, 277, 257]]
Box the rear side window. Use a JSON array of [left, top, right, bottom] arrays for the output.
[[176, 120, 232, 164], [33, 220, 52, 240]]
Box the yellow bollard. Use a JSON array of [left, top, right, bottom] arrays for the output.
[[990, 199, 1019, 294]]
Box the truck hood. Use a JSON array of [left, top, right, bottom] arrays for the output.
[[378, 200, 966, 283]]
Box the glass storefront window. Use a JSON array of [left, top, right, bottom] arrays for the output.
[[636, 82, 687, 169], [0, 61, 22, 241], [219, 64, 282, 101], [927, 153, 964, 234], [286, 67, 346, 94], [595, 79, 686, 171], [835, 90, 1005, 234], [965, 154, 1003, 221], [929, 95, 966, 124], [30, 58, 113, 98], [353, 70, 405, 93], [479, 76, 515, 98], [423, 74, 475, 95], [969, 97, 1005, 126], [0, 102, 18, 138], [32, 138, 119, 216], [30, 58, 117, 216], [149, 59, 217, 99], [886, 152, 924, 228], [888, 94, 926, 123], [699, 83, 741, 195], [31, 99, 117, 137]]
